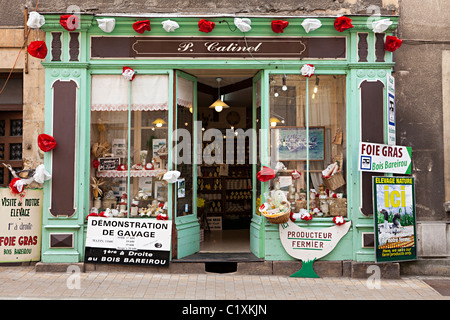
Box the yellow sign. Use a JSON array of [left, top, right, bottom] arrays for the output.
[[0, 188, 42, 262]]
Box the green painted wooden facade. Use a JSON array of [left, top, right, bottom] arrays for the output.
[[39, 14, 399, 264]]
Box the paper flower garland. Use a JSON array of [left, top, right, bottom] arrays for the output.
[[384, 35, 403, 52], [234, 18, 252, 33], [257, 166, 275, 182], [27, 11, 45, 29], [334, 16, 353, 32], [163, 170, 181, 183], [301, 64, 315, 78], [9, 178, 24, 195], [300, 211, 313, 221], [122, 67, 135, 81], [161, 19, 179, 32], [198, 19, 215, 33], [38, 134, 56, 152], [372, 18, 392, 33], [33, 164, 52, 184], [301, 18, 321, 33], [133, 20, 151, 34], [27, 41, 47, 59], [60, 14, 79, 31], [333, 216, 345, 226], [271, 20, 289, 33], [97, 18, 116, 33]]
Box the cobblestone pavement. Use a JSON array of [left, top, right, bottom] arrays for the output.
[[0, 266, 448, 301]]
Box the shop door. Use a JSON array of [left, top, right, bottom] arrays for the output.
[[173, 70, 200, 259]]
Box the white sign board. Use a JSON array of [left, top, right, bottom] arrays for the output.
[[359, 142, 412, 174], [387, 74, 396, 145], [0, 188, 42, 262], [85, 217, 172, 266]]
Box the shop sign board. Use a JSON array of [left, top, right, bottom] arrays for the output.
[[85, 217, 172, 267], [373, 176, 417, 262], [0, 188, 42, 262], [358, 142, 412, 174]]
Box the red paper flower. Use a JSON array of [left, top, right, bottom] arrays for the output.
[[333, 216, 345, 226], [60, 14, 79, 31], [27, 41, 48, 59], [117, 164, 127, 171], [334, 16, 353, 32], [257, 166, 275, 182], [38, 134, 57, 152], [133, 20, 151, 34], [290, 211, 296, 222], [157, 214, 168, 220], [9, 178, 22, 195], [384, 35, 403, 52], [198, 19, 215, 33], [122, 66, 136, 81], [271, 20, 289, 33], [301, 212, 313, 221], [86, 212, 98, 219], [98, 211, 107, 217], [93, 159, 100, 169]]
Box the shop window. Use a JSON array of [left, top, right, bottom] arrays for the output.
[[268, 74, 346, 219], [90, 74, 169, 219]]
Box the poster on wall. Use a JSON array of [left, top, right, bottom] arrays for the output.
[[85, 217, 172, 267], [373, 176, 417, 262], [272, 127, 325, 161], [0, 188, 43, 262]]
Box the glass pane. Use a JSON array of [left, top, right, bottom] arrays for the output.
[[9, 143, 22, 160], [0, 143, 4, 160], [90, 110, 129, 217], [269, 74, 346, 218], [0, 167, 3, 185], [10, 119, 23, 136], [0, 120, 5, 136]]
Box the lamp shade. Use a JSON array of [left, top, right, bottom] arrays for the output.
[[209, 99, 230, 112], [152, 118, 166, 127]]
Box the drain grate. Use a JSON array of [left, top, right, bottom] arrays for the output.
[[205, 262, 237, 273]]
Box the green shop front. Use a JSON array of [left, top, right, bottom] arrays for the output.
[[39, 14, 399, 273]]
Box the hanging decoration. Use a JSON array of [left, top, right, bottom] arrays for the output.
[[234, 18, 252, 33], [27, 41, 47, 59], [198, 19, 215, 33], [271, 20, 289, 33], [257, 166, 275, 182], [162, 170, 181, 183], [60, 14, 79, 31], [384, 35, 403, 52], [97, 18, 116, 33], [27, 11, 45, 29], [371, 18, 392, 33], [291, 170, 301, 180], [133, 20, 151, 34], [301, 18, 321, 33], [301, 64, 315, 78], [122, 66, 136, 81], [334, 16, 353, 32], [161, 19, 179, 32], [38, 133, 56, 152], [300, 210, 313, 221], [33, 164, 52, 184]]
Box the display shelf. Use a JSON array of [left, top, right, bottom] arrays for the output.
[[96, 169, 166, 178]]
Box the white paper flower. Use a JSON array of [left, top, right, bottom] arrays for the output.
[[97, 18, 116, 33], [163, 170, 181, 183], [27, 11, 45, 29], [372, 18, 392, 33], [122, 67, 135, 81], [234, 18, 252, 33], [161, 19, 179, 32], [33, 164, 52, 184], [301, 64, 315, 78], [301, 18, 322, 33]]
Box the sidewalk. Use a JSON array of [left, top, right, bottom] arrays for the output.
[[0, 266, 447, 300]]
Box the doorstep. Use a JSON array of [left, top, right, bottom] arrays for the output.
[[35, 259, 400, 278]]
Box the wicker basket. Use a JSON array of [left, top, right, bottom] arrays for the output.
[[262, 210, 290, 224], [329, 198, 347, 217], [322, 172, 346, 191]]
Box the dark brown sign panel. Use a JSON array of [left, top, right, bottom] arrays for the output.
[[91, 36, 346, 59]]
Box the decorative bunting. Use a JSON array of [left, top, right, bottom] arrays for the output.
[[234, 18, 252, 32], [271, 20, 289, 33], [133, 20, 151, 34], [60, 14, 79, 31], [384, 35, 403, 52], [122, 66, 136, 81], [198, 19, 215, 33], [301, 18, 321, 33], [27, 41, 47, 59], [372, 18, 392, 33], [97, 18, 116, 33], [334, 16, 353, 32], [27, 11, 45, 29], [37, 133, 56, 152], [301, 64, 315, 78], [161, 19, 179, 32]]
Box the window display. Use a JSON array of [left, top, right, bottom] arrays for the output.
[[264, 74, 347, 222], [89, 74, 170, 219]]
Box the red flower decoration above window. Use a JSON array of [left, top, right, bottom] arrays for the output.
[[38, 134, 57, 152], [27, 41, 48, 59], [271, 20, 289, 33], [133, 20, 151, 34], [198, 19, 215, 33], [257, 166, 276, 182], [384, 35, 403, 52], [334, 16, 354, 32], [60, 14, 79, 31]]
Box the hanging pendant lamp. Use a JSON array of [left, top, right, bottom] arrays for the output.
[[209, 77, 230, 112]]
